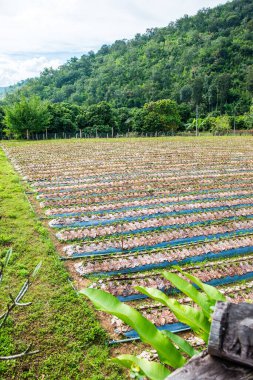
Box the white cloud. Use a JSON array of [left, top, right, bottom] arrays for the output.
[[0, 0, 228, 86], [0, 55, 61, 87]]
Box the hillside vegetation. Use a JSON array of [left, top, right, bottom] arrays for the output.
[[1, 0, 253, 138], [7, 0, 253, 112]]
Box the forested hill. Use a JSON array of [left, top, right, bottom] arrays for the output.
[[6, 0, 253, 116]]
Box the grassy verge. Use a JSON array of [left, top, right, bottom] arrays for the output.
[[0, 148, 124, 379]]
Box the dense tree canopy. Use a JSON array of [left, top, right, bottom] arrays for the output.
[[142, 99, 180, 134]]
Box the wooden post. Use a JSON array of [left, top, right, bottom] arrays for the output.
[[166, 302, 253, 379], [208, 301, 253, 368], [166, 350, 253, 379]]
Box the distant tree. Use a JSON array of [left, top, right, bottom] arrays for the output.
[[246, 66, 253, 96], [180, 85, 192, 103], [215, 73, 231, 109], [192, 77, 204, 135], [0, 106, 5, 138], [245, 102, 253, 129], [211, 115, 231, 135], [76, 107, 89, 132], [47, 102, 78, 133], [132, 108, 147, 135], [178, 103, 192, 126], [86, 101, 116, 135], [3, 96, 51, 139], [114, 107, 133, 135], [142, 99, 181, 134], [192, 77, 204, 106]]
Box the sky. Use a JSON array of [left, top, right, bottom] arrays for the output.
[[0, 0, 228, 87]]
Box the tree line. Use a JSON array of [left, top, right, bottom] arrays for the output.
[[1, 96, 252, 139]]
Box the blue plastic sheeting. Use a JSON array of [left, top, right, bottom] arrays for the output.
[[65, 214, 253, 242], [53, 202, 253, 228], [41, 185, 247, 201], [35, 167, 251, 189], [117, 271, 253, 302], [39, 178, 253, 200], [45, 186, 252, 217], [36, 169, 209, 190], [66, 227, 253, 259], [123, 322, 190, 340], [37, 169, 253, 194], [49, 193, 253, 218], [84, 245, 253, 277], [48, 189, 245, 218]]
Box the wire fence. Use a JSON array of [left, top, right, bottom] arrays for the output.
[[1, 129, 253, 141]]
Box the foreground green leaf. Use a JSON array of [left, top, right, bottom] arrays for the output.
[[136, 286, 210, 343], [180, 271, 226, 304], [163, 271, 211, 318], [4, 248, 12, 267], [31, 260, 42, 278], [80, 288, 186, 368], [163, 330, 199, 357], [112, 354, 170, 380]]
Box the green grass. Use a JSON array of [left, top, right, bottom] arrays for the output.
[[0, 148, 124, 379]]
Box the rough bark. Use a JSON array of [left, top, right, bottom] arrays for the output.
[[166, 350, 253, 380], [167, 302, 253, 379]]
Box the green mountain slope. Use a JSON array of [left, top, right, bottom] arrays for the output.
[[6, 0, 253, 116]]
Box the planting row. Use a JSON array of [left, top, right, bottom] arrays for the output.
[[44, 189, 253, 217], [63, 218, 253, 256], [111, 280, 253, 334], [50, 197, 253, 229], [37, 172, 253, 200], [89, 255, 253, 299], [39, 178, 253, 209], [33, 166, 252, 193], [56, 207, 253, 241], [35, 168, 253, 195], [74, 234, 253, 276]]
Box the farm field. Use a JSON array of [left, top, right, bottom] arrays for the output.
[[2, 136, 253, 347], [0, 147, 124, 380]]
